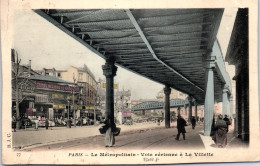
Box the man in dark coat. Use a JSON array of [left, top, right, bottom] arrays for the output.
[[45, 118, 49, 130], [12, 115, 17, 132], [68, 118, 72, 128], [175, 115, 187, 140]]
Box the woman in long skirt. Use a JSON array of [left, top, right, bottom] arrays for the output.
[[104, 119, 115, 147], [105, 127, 115, 147], [213, 115, 228, 148]]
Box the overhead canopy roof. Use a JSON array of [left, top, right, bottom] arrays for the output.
[[35, 9, 231, 104]]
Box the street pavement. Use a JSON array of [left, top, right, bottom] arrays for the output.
[[12, 121, 169, 149], [21, 124, 205, 151], [13, 121, 246, 151], [200, 124, 248, 149]]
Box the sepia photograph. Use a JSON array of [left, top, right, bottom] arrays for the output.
[[1, 0, 259, 165]]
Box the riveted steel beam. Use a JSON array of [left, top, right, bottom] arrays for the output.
[[67, 18, 131, 26], [139, 12, 211, 22], [85, 35, 140, 41], [154, 44, 208, 50], [150, 39, 208, 45], [77, 29, 137, 34], [50, 10, 101, 16]]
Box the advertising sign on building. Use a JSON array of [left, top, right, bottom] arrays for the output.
[[36, 82, 79, 92], [123, 111, 131, 117], [53, 105, 66, 109], [52, 94, 64, 99], [102, 83, 118, 89]]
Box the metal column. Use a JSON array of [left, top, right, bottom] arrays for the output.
[[177, 106, 181, 116], [229, 95, 234, 119], [222, 85, 229, 116], [102, 57, 117, 123], [164, 85, 171, 128], [194, 101, 198, 121], [204, 55, 216, 136], [188, 96, 193, 123]]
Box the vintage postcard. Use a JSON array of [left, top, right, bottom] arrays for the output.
[[1, 0, 260, 165]]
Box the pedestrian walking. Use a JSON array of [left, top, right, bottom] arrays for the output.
[[35, 116, 39, 130], [12, 115, 17, 132], [80, 117, 83, 127], [175, 115, 187, 141], [157, 119, 160, 126], [212, 115, 228, 148], [223, 115, 231, 132], [45, 118, 49, 130], [104, 119, 116, 147], [68, 118, 72, 128], [191, 116, 196, 129], [210, 115, 216, 136]]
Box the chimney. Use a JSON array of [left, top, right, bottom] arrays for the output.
[[11, 49, 16, 62]]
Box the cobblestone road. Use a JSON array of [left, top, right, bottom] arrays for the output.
[[23, 125, 205, 151]]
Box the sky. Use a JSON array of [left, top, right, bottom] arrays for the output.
[[12, 8, 237, 100]]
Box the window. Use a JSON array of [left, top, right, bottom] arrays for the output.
[[78, 73, 83, 81], [57, 73, 61, 77]]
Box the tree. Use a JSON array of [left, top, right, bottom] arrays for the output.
[[12, 49, 33, 129]]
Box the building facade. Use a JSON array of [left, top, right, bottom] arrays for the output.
[[156, 89, 187, 102], [39, 65, 98, 108], [114, 89, 131, 124], [225, 9, 249, 142], [12, 73, 81, 120], [97, 79, 131, 124]]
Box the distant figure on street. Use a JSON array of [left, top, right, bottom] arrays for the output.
[[104, 119, 116, 147], [191, 116, 196, 129], [80, 117, 83, 127], [157, 119, 160, 126], [223, 115, 231, 132], [212, 115, 227, 148], [175, 115, 187, 141], [12, 115, 17, 132], [71, 117, 74, 126], [210, 115, 216, 136], [68, 118, 72, 128], [45, 118, 49, 130], [35, 116, 39, 130]]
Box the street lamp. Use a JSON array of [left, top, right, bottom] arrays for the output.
[[93, 81, 101, 125], [67, 99, 70, 127]]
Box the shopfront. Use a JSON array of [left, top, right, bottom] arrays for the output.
[[122, 111, 132, 124]]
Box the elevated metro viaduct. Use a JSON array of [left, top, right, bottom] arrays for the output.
[[35, 9, 232, 138], [131, 99, 201, 120]]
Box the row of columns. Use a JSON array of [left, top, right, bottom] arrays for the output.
[[204, 53, 233, 136], [234, 63, 249, 141], [102, 53, 233, 140], [163, 86, 199, 128], [222, 86, 234, 118]]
